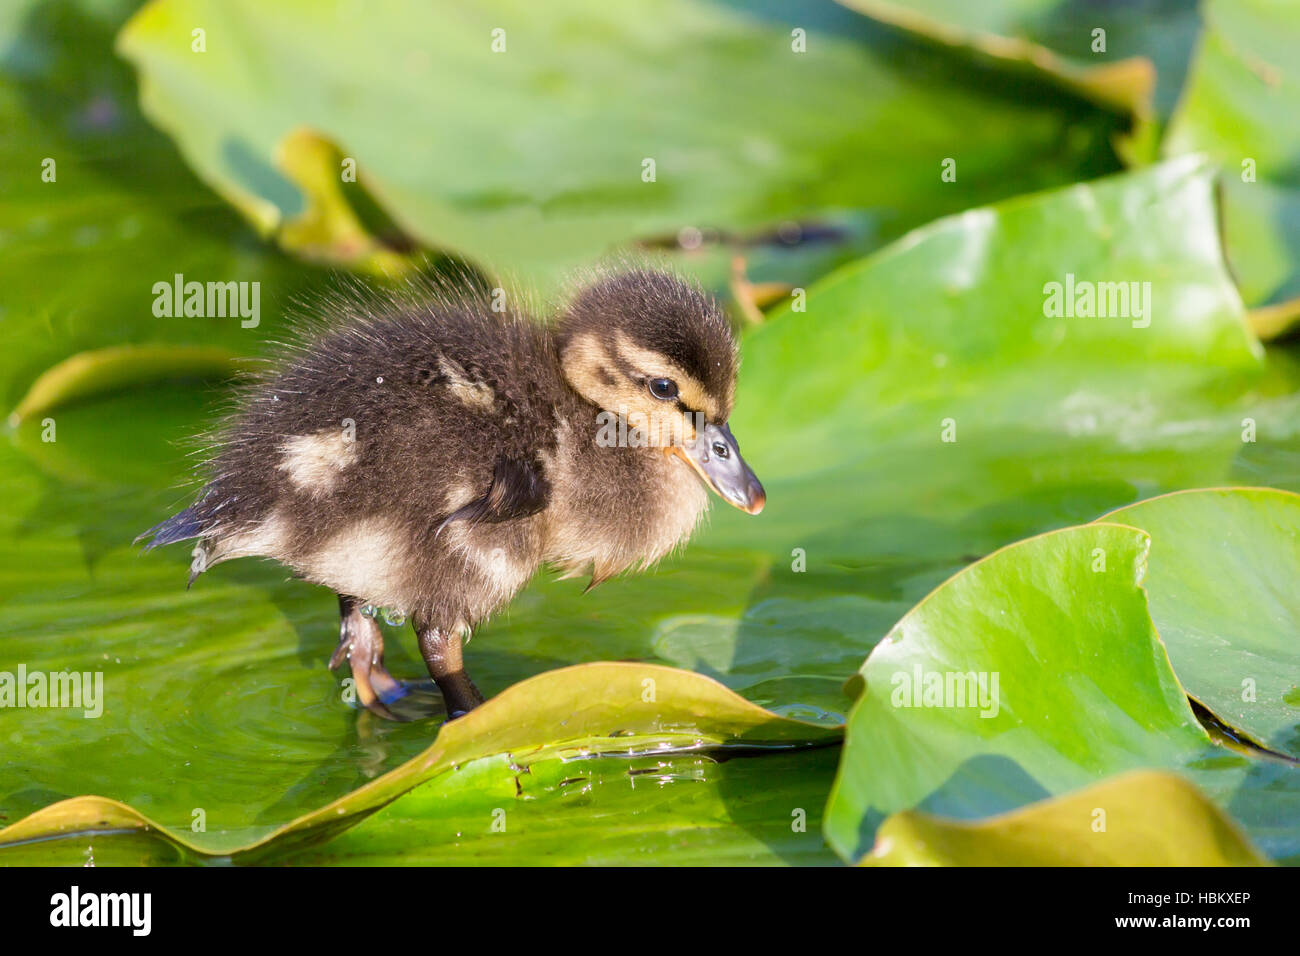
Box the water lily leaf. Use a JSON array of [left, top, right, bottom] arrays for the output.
[[824, 524, 1200, 860], [275, 744, 842, 866], [7, 344, 245, 425], [0, 661, 838, 860], [1248, 289, 1300, 341], [864, 770, 1268, 866], [1099, 487, 1300, 758], [725, 155, 1281, 571], [0, 0, 333, 410], [834, 0, 1183, 142], [1164, 0, 1300, 335], [823, 521, 1300, 864], [0, 746, 845, 866], [836, 0, 1215, 169], [272, 127, 418, 276], [114, 0, 1125, 286]]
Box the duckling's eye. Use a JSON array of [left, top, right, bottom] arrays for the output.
[[648, 378, 678, 401]]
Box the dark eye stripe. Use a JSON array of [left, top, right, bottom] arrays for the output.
[[609, 353, 641, 382], [608, 349, 711, 419]]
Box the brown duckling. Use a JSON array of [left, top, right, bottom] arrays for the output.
[[140, 268, 765, 720]]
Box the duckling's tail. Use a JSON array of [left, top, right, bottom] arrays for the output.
[[136, 507, 212, 588], [135, 507, 202, 552]]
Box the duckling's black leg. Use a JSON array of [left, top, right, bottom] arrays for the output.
[[414, 616, 485, 719], [331, 594, 405, 721]]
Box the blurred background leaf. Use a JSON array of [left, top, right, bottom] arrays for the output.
[[0, 0, 337, 411], [114, 0, 1126, 292], [1163, 0, 1300, 335], [835, 0, 1203, 160]]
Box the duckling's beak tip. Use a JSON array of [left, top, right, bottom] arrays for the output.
[[672, 422, 764, 514]]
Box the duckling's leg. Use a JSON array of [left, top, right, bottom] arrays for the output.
[[330, 594, 405, 721], [414, 616, 485, 719]]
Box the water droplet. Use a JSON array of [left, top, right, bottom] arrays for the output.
[[381, 607, 406, 627], [361, 604, 378, 618]]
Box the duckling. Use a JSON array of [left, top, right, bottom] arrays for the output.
[[140, 269, 765, 720]]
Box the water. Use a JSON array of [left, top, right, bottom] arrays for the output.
[[360, 605, 408, 627], [770, 702, 844, 726]]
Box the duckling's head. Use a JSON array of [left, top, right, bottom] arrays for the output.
[[557, 269, 765, 514]]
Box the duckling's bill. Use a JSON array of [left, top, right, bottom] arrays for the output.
[[672, 422, 765, 515]]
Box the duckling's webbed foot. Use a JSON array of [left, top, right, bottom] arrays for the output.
[[415, 617, 485, 719], [332, 595, 406, 721]]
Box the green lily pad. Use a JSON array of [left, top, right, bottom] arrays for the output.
[[726, 154, 1284, 566], [824, 524, 1201, 860], [279, 744, 843, 866], [823, 520, 1300, 864], [1100, 487, 1300, 758], [835, 0, 1204, 157], [0, 660, 838, 860], [864, 770, 1268, 866], [114, 0, 1125, 285], [1163, 0, 1300, 334], [0, 745, 844, 866]]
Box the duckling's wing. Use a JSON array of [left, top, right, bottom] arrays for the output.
[[438, 455, 549, 532]]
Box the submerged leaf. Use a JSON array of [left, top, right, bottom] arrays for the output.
[[115, 0, 1125, 285]]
